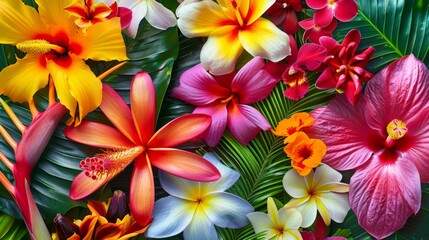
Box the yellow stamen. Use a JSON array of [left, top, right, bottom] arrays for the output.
[[0, 98, 26, 133], [221, 95, 234, 103], [16, 40, 66, 54], [386, 119, 407, 140]]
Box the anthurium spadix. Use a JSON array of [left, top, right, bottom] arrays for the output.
[[310, 55, 429, 239], [65, 72, 221, 227]]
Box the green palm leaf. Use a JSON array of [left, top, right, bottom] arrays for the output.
[[0, 213, 28, 240]]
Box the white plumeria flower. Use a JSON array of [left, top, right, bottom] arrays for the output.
[[146, 153, 254, 240], [283, 164, 350, 228], [247, 197, 303, 240], [117, 0, 177, 38]]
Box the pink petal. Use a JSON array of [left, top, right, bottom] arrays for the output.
[[284, 77, 310, 100], [315, 68, 337, 90], [147, 148, 221, 181], [148, 114, 211, 148], [364, 55, 429, 131], [306, 0, 329, 9], [130, 72, 156, 144], [334, 0, 358, 22], [296, 43, 327, 71], [319, 36, 340, 53], [194, 103, 228, 147], [145, 0, 177, 30], [282, 10, 299, 34], [299, 18, 315, 30], [341, 76, 362, 105], [341, 29, 361, 52], [313, 7, 334, 27], [117, 7, 132, 28], [64, 121, 136, 149], [227, 103, 269, 145], [172, 64, 230, 105], [231, 57, 278, 104], [402, 107, 429, 182], [130, 155, 154, 226], [309, 95, 373, 170], [100, 84, 139, 143], [70, 170, 116, 200], [350, 156, 421, 239], [301, 232, 315, 240]]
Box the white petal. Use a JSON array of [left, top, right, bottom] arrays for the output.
[[183, 205, 218, 240], [295, 198, 317, 228], [145, 0, 177, 30], [200, 153, 240, 193], [313, 164, 343, 189], [119, 0, 148, 38], [247, 212, 277, 239], [283, 229, 304, 240], [278, 207, 302, 230], [318, 192, 350, 224], [146, 196, 197, 238], [159, 170, 201, 201], [283, 168, 309, 198], [202, 192, 254, 228]]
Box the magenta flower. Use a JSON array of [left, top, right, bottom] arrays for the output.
[[309, 55, 429, 239], [299, 18, 337, 43], [316, 29, 374, 105], [306, 0, 358, 27], [265, 0, 302, 34], [172, 57, 277, 146]]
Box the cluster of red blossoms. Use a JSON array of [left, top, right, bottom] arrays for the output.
[[266, 0, 374, 105]]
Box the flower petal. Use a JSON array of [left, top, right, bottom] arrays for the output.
[[194, 103, 228, 147], [317, 192, 350, 224], [148, 148, 221, 182], [231, 57, 278, 104], [172, 64, 230, 105], [93, 223, 123, 240], [183, 205, 218, 240], [350, 156, 421, 239], [312, 164, 343, 187], [313, 6, 334, 28], [145, 0, 177, 30], [283, 168, 309, 198], [278, 207, 302, 230], [306, 0, 328, 9], [145, 196, 196, 238], [70, 170, 115, 200], [200, 25, 244, 75], [295, 198, 318, 228], [148, 114, 211, 148], [0, 55, 49, 103], [296, 43, 327, 71], [227, 103, 270, 145], [333, 0, 358, 22], [100, 84, 139, 143], [118, 0, 147, 38], [78, 18, 128, 61], [247, 212, 277, 239], [203, 192, 254, 228], [129, 155, 154, 226], [246, 0, 276, 25], [309, 95, 373, 170], [64, 121, 135, 149], [200, 153, 240, 193], [239, 18, 290, 63], [130, 72, 156, 144], [159, 170, 201, 201]]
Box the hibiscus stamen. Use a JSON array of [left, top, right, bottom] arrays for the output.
[[221, 94, 235, 103], [80, 146, 144, 180], [16, 39, 66, 54], [385, 119, 407, 148]]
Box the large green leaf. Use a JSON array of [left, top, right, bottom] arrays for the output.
[[334, 0, 429, 72], [0, 213, 28, 240]]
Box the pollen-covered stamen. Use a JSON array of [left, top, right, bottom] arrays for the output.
[[385, 119, 407, 148], [80, 146, 144, 180], [16, 39, 66, 54]]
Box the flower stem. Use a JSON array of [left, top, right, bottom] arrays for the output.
[[0, 98, 25, 133], [0, 124, 17, 150], [98, 61, 127, 81], [0, 151, 13, 171], [0, 171, 15, 196]]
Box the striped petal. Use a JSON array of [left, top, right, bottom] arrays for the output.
[[130, 72, 156, 144], [130, 155, 154, 227], [64, 121, 135, 149], [148, 114, 211, 148], [239, 18, 290, 62], [147, 148, 221, 182], [70, 170, 116, 200], [0, 55, 49, 103], [193, 103, 228, 147], [100, 84, 139, 143]]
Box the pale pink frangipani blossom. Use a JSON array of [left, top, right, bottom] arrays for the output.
[[172, 57, 277, 147], [309, 55, 429, 239]]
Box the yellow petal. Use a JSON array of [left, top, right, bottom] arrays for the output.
[[36, 0, 75, 28], [246, 0, 275, 25], [47, 55, 102, 125], [239, 18, 290, 62], [0, 1, 46, 44], [315, 197, 331, 226], [266, 197, 279, 228], [77, 18, 128, 61], [201, 25, 243, 75], [0, 55, 49, 103]]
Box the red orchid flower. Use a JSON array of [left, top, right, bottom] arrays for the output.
[[300, 18, 337, 43], [281, 35, 327, 100], [310, 55, 429, 239], [265, 0, 302, 34], [316, 29, 374, 104], [65, 72, 221, 227], [306, 0, 358, 27]]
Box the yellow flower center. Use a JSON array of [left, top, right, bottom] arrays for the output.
[[16, 39, 66, 54], [80, 146, 144, 180], [386, 119, 407, 140]]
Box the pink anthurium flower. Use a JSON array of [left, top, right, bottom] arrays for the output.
[[309, 55, 429, 239], [306, 0, 358, 27], [265, 0, 302, 34], [316, 29, 374, 105], [172, 57, 276, 147], [65, 72, 221, 227], [176, 0, 290, 75]]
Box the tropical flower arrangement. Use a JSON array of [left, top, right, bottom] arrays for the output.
[[0, 0, 428, 239]]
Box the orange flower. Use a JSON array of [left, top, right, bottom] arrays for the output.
[[65, 0, 113, 28], [272, 112, 314, 143], [284, 132, 326, 176]]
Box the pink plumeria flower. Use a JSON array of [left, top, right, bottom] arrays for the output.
[[117, 0, 177, 38], [172, 57, 277, 146], [306, 0, 358, 27], [265, 0, 303, 34], [310, 55, 429, 239], [299, 18, 337, 43]]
